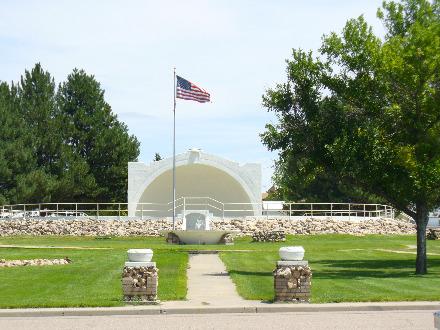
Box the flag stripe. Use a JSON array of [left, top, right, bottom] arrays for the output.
[[176, 89, 210, 101], [177, 96, 210, 103], [188, 88, 209, 96], [176, 91, 210, 99], [177, 89, 210, 98], [190, 84, 208, 93], [176, 75, 210, 103], [176, 93, 210, 102]]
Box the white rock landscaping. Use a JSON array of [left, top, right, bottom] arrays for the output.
[[0, 258, 71, 267], [0, 217, 415, 237], [252, 230, 286, 242]]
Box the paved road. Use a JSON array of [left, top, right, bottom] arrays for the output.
[[0, 310, 434, 330]]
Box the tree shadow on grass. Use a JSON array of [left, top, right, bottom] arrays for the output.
[[226, 259, 440, 279], [312, 258, 440, 279], [205, 272, 230, 277], [228, 270, 272, 277]]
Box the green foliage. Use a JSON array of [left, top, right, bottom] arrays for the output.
[[0, 82, 35, 204], [0, 64, 140, 203], [57, 69, 140, 202], [262, 0, 440, 274]]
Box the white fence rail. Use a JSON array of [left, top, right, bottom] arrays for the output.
[[0, 197, 395, 220]]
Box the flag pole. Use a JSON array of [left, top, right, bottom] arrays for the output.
[[172, 67, 176, 230]]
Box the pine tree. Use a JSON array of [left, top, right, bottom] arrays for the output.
[[0, 82, 35, 203], [57, 69, 140, 202], [0, 64, 140, 204]]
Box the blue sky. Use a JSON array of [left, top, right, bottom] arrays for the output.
[[0, 0, 385, 191]]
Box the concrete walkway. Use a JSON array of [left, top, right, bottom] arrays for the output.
[[184, 254, 244, 306]]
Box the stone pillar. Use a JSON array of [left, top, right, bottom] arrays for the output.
[[122, 249, 158, 304], [122, 262, 158, 303], [273, 260, 312, 302]]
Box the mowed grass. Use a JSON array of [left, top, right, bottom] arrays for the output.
[[1, 234, 440, 306], [0, 241, 188, 308], [220, 235, 440, 302]]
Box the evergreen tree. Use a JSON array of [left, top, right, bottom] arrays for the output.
[[0, 82, 35, 204], [0, 64, 140, 204], [57, 69, 140, 202], [18, 64, 61, 171]]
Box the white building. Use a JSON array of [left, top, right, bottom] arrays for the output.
[[127, 148, 262, 217]]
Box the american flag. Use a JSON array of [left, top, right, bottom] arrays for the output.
[[176, 75, 210, 103]]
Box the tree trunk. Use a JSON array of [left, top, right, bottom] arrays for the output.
[[415, 203, 429, 275]]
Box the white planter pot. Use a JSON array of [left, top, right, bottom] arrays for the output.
[[279, 246, 305, 261], [127, 249, 153, 262]]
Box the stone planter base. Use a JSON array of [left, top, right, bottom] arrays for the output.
[[219, 233, 234, 244], [427, 229, 440, 240], [273, 260, 312, 302], [166, 232, 181, 244], [122, 264, 158, 303]]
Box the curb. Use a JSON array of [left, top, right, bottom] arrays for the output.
[[0, 302, 439, 317]]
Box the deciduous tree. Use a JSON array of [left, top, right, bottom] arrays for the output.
[[262, 0, 440, 274]]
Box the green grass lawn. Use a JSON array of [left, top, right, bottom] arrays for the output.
[[0, 234, 439, 307], [0, 239, 188, 308], [220, 235, 440, 302]]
